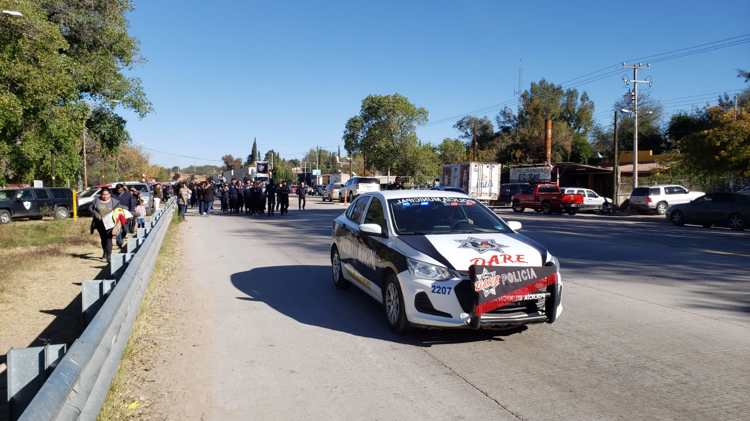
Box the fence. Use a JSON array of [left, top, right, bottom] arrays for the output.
[[5, 198, 177, 421]]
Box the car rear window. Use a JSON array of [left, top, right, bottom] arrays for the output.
[[356, 178, 380, 184], [50, 189, 71, 199]]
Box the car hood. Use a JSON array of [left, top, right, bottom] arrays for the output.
[[399, 232, 545, 271]]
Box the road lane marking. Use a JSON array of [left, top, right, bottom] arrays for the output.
[[702, 249, 750, 258]]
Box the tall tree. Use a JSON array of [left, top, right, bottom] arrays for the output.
[[343, 93, 428, 174], [453, 116, 495, 159], [437, 138, 467, 164], [222, 154, 241, 170], [248, 139, 258, 165], [0, 0, 150, 185]]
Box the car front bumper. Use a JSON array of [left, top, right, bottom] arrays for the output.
[[397, 270, 563, 329]]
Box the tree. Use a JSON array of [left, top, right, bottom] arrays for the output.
[[667, 103, 750, 184], [453, 116, 495, 158], [343, 93, 429, 174], [496, 79, 595, 164], [0, 0, 150, 185], [221, 154, 241, 170], [437, 138, 467, 164]]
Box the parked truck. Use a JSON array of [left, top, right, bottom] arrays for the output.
[[511, 183, 584, 215], [441, 162, 501, 203]]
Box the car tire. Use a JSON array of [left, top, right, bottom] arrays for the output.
[[331, 247, 349, 289], [728, 213, 745, 231], [512, 201, 524, 213], [0, 210, 11, 224], [383, 273, 409, 334], [54, 206, 69, 220], [670, 210, 685, 226], [567, 208, 577, 216], [656, 201, 668, 215]]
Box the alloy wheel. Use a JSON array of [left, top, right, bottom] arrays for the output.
[[385, 282, 401, 325]]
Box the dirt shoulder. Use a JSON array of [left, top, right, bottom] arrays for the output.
[[0, 218, 107, 421], [99, 215, 210, 421]]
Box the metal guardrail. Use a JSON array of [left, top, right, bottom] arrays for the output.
[[13, 197, 177, 421]]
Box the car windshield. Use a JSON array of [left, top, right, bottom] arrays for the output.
[[80, 187, 99, 198], [128, 184, 149, 193], [388, 197, 511, 235]]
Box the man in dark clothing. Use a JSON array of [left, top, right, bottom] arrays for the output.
[[115, 184, 136, 247], [278, 182, 290, 215], [297, 182, 307, 210], [228, 184, 239, 214], [266, 180, 277, 216], [244, 182, 254, 215], [202, 182, 214, 215]]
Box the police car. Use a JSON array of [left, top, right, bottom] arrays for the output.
[[330, 190, 563, 333]]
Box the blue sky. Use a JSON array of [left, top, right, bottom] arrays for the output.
[[121, 0, 750, 168]]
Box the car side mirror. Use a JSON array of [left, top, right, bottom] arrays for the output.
[[359, 223, 383, 236], [507, 221, 522, 231]]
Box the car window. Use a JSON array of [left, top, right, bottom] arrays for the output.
[[34, 189, 49, 199], [19, 189, 33, 200], [665, 186, 687, 195], [350, 196, 370, 222], [693, 196, 710, 204], [0, 190, 16, 200], [576, 189, 585, 195], [587, 190, 598, 198], [650, 188, 661, 195], [364, 198, 387, 234], [50, 189, 70, 199]]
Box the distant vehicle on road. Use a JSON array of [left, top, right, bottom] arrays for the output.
[[561, 187, 612, 213], [629, 185, 704, 215], [511, 183, 584, 215], [323, 183, 343, 202], [330, 190, 562, 333], [339, 177, 380, 202], [666, 192, 749, 230], [0, 187, 73, 224]]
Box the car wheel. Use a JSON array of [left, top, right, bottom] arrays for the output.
[[512, 201, 524, 213], [670, 210, 685, 226], [383, 274, 408, 334], [542, 201, 552, 215], [656, 201, 668, 215], [331, 248, 349, 289], [54, 206, 69, 220], [0, 210, 11, 224], [567, 208, 577, 216], [728, 213, 745, 231]]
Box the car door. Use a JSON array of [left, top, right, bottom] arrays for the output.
[[359, 197, 389, 291], [585, 190, 603, 209], [14, 189, 38, 217], [704, 193, 735, 224], [33, 188, 53, 216], [666, 186, 690, 205], [340, 196, 370, 276]]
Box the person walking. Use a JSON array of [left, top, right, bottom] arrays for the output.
[[297, 181, 307, 210], [220, 184, 228, 213], [178, 183, 191, 220], [115, 184, 136, 247], [266, 180, 277, 216], [278, 182, 290, 215], [89, 188, 120, 263], [153, 183, 163, 210], [229, 182, 239, 214], [135, 199, 146, 228]]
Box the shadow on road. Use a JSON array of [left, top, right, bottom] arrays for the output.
[[230, 265, 525, 346]]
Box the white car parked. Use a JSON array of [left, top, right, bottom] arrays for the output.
[[561, 187, 612, 213], [629, 185, 704, 215], [339, 177, 381, 202]]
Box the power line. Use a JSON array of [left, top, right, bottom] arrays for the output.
[[136, 145, 223, 163]]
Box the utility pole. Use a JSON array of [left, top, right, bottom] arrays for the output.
[[612, 110, 619, 207], [316, 146, 320, 171], [623, 63, 651, 189], [82, 129, 88, 189], [735, 94, 739, 120]]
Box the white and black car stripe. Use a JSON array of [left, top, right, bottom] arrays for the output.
[[330, 190, 563, 333]]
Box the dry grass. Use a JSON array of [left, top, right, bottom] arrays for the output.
[[0, 218, 100, 298], [98, 213, 182, 421]]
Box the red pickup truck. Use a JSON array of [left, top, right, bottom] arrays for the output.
[[511, 183, 584, 215]]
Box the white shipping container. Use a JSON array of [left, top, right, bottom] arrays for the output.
[[441, 162, 501, 202]]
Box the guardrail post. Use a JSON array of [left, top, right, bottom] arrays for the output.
[[136, 228, 146, 239], [108, 252, 132, 278], [126, 238, 139, 254], [81, 280, 117, 322], [7, 345, 66, 421]]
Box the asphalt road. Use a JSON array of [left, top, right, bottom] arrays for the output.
[[169, 199, 750, 421]]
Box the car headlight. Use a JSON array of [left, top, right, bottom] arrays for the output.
[[407, 258, 452, 281]]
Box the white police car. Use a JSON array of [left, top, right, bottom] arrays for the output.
[[330, 190, 563, 333]]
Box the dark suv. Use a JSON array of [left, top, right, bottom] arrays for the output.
[[0, 187, 73, 224]]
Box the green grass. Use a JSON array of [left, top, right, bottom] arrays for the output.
[[0, 218, 98, 249]]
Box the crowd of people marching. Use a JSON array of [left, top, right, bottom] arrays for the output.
[[174, 178, 309, 220]]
